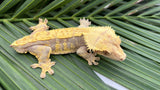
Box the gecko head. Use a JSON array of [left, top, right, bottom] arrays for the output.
[[95, 30, 126, 61], [29, 18, 49, 31], [96, 44, 126, 61], [85, 26, 126, 61]]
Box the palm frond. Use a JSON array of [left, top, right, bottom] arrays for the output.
[[0, 0, 160, 89]]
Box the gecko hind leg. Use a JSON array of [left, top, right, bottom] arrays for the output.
[[28, 45, 56, 78]]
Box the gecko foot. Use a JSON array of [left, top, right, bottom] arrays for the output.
[[87, 56, 100, 65], [78, 17, 91, 27], [31, 59, 56, 78]]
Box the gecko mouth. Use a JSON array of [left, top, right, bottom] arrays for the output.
[[101, 52, 126, 61]]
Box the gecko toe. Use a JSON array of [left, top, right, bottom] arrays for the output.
[[40, 72, 46, 79], [51, 61, 56, 66], [95, 57, 100, 61], [93, 62, 99, 65], [31, 63, 39, 68], [88, 61, 92, 65], [48, 69, 54, 75]]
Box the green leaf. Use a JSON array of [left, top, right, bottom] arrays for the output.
[[33, 0, 67, 19], [0, 0, 160, 89], [12, 0, 42, 19], [0, 0, 20, 14]]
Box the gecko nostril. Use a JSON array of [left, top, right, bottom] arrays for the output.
[[121, 53, 126, 61], [120, 58, 124, 61], [120, 57, 125, 61]]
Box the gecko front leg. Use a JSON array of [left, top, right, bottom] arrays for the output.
[[28, 45, 56, 78], [76, 46, 100, 65]]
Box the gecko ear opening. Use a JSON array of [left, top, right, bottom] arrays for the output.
[[104, 44, 113, 54], [104, 51, 111, 55]]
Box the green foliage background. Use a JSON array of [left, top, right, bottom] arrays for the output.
[[0, 0, 160, 89]]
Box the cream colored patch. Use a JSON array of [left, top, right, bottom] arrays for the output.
[[63, 39, 68, 50], [54, 39, 61, 52]]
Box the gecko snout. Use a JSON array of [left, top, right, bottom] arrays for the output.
[[120, 53, 126, 61]]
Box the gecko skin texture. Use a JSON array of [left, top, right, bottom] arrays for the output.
[[10, 18, 126, 78]]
